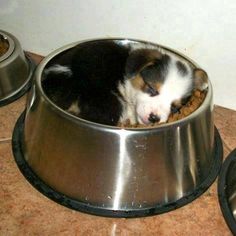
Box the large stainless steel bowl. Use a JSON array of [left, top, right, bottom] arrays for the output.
[[12, 39, 223, 217], [0, 30, 35, 106]]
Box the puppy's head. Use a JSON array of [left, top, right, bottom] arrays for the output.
[[125, 49, 208, 124]]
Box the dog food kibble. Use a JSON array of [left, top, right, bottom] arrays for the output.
[[0, 38, 9, 57], [118, 90, 206, 128]]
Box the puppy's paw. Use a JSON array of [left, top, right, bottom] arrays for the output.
[[193, 68, 208, 91]]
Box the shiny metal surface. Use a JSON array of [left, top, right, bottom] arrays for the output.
[[0, 30, 34, 104], [226, 152, 236, 220], [23, 39, 215, 211], [218, 149, 236, 234], [229, 188, 236, 220]]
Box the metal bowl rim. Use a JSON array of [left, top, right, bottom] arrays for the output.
[[218, 149, 236, 234], [33, 38, 213, 131], [0, 30, 15, 62]]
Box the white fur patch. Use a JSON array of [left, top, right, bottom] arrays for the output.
[[118, 80, 137, 125], [160, 59, 192, 102], [67, 101, 80, 115], [44, 64, 72, 76]]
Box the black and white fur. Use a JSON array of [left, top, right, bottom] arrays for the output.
[[43, 41, 208, 126]]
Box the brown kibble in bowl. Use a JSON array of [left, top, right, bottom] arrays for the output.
[[0, 36, 9, 57], [167, 90, 206, 123]]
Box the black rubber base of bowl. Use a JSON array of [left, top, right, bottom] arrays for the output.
[[0, 54, 35, 107], [218, 149, 236, 235], [12, 112, 223, 218]]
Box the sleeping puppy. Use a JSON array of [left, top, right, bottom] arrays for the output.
[[43, 41, 208, 126]]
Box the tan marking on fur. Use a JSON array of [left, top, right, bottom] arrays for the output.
[[131, 75, 164, 94], [131, 74, 145, 90], [154, 82, 163, 93], [194, 69, 208, 91]]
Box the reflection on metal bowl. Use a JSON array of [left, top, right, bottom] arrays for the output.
[[218, 149, 236, 234], [0, 30, 35, 106], [12, 39, 223, 217]]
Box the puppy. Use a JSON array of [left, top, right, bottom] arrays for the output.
[[43, 41, 208, 126]]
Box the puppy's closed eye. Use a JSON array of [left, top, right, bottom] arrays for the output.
[[145, 84, 159, 97]]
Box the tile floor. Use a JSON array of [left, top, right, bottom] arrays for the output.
[[0, 53, 236, 235]]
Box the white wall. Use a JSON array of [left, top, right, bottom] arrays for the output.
[[1, 0, 236, 110]]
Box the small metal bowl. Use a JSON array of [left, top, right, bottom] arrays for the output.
[[218, 149, 236, 234], [0, 30, 35, 106], [12, 39, 223, 218]]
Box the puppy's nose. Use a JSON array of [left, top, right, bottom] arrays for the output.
[[148, 113, 160, 123]]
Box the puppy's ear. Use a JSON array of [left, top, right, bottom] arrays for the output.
[[193, 68, 208, 91], [125, 49, 162, 78]]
